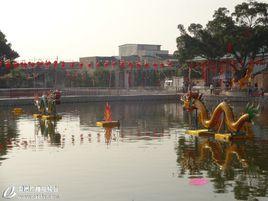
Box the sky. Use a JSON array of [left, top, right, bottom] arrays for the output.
[[0, 0, 248, 62]]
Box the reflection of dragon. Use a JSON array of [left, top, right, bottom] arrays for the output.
[[181, 92, 258, 134], [34, 90, 61, 115], [199, 141, 247, 170]]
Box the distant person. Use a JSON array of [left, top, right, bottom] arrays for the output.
[[210, 83, 214, 95]]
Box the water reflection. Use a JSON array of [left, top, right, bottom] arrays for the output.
[[176, 135, 268, 200], [35, 119, 61, 146], [0, 101, 267, 201]]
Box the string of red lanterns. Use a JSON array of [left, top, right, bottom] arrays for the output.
[[0, 60, 176, 70]]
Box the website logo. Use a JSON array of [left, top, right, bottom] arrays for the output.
[[2, 186, 16, 199]]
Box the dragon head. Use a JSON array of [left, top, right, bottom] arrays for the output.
[[245, 103, 260, 122], [181, 92, 203, 112]]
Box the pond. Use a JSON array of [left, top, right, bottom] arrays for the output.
[[0, 101, 268, 201]]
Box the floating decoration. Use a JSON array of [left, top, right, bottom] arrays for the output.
[[33, 90, 62, 120], [12, 107, 24, 115], [181, 92, 258, 141], [96, 102, 120, 128]]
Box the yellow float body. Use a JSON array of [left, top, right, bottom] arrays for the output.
[[96, 121, 120, 128]]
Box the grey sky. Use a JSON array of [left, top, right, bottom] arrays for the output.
[[1, 0, 248, 61]]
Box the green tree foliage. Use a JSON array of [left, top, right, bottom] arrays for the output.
[[0, 30, 19, 61], [175, 0, 268, 81]]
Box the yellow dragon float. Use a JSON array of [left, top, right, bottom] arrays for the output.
[[181, 92, 258, 141], [232, 62, 254, 89]]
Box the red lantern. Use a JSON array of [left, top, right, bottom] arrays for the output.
[[96, 61, 100, 68], [201, 62, 207, 81], [153, 63, 158, 70], [144, 62, 149, 68], [136, 61, 141, 69], [112, 60, 116, 68], [227, 42, 233, 53], [61, 61, 65, 69], [5, 61, 11, 69], [87, 63, 91, 68], [160, 63, 164, 68], [167, 61, 173, 67], [128, 61, 133, 69], [13, 62, 19, 68], [70, 62, 74, 68], [104, 60, 109, 68], [79, 63, 83, 69], [119, 60, 125, 68], [45, 61, 51, 68], [53, 61, 58, 68]]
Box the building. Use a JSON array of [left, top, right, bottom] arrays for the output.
[[119, 44, 169, 58], [78, 44, 177, 88]]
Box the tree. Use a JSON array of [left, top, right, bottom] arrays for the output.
[[175, 0, 268, 84], [0, 30, 19, 61]]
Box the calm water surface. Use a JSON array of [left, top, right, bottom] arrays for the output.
[[0, 101, 268, 201]]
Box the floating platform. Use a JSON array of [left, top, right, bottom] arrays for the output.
[[96, 121, 120, 128], [185, 129, 215, 137], [33, 114, 62, 120], [12, 108, 24, 115]]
